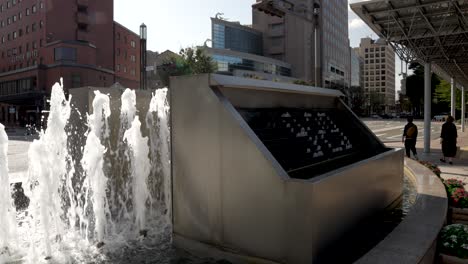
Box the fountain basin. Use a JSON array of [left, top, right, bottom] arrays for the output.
[[170, 74, 404, 263], [355, 158, 448, 264]]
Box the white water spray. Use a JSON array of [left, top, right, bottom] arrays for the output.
[[0, 124, 17, 251], [124, 117, 151, 232], [0, 81, 172, 263], [27, 78, 72, 258], [81, 91, 111, 242], [147, 88, 171, 226]]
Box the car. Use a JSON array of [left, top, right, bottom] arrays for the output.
[[380, 114, 393, 119], [433, 115, 447, 122]]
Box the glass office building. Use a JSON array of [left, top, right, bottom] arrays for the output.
[[211, 18, 263, 56], [204, 47, 291, 77]]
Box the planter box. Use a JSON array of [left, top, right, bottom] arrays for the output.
[[450, 207, 468, 224], [440, 254, 468, 264]]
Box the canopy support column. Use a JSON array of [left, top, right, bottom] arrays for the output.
[[462, 86, 466, 132], [451, 78, 456, 119], [424, 62, 432, 153]]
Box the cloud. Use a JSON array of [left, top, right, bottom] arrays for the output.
[[349, 18, 365, 29]]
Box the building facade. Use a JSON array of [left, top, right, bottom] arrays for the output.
[[204, 47, 292, 80], [358, 38, 396, 113], [0, 0, 141, 126], [350, 47, 362, 89], [212, 17, 263, 55], [209, 17, 292, 82], [252, 0, 350, 90]]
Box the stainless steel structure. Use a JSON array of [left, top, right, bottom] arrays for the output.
[[171, 74, 403, 263], [350, 0, 468, 151]]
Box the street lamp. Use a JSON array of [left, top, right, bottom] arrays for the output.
[[313, 3, 320, 87], [140, 23, 147, 90]]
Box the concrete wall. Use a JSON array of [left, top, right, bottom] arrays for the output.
[[171, 74, 404, 263]]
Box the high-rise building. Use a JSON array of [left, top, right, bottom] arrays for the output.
[[350, 48, 363, 89], [252, 0, 350, 90], [0, 0, 142, 126], [358, 38, 396, 113], [321, 0, 350, 91]]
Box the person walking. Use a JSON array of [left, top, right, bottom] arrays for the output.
[[440, 116, 458, 165], [402, 116, 419, 160]]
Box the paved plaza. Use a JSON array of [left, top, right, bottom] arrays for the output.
[[365, 119, 468, 186], [363, 118, 444, 143]]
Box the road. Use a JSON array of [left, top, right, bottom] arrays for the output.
[[362, 118, 444, 143]]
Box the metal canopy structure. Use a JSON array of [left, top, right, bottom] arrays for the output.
[[351, 0, 468, 88]]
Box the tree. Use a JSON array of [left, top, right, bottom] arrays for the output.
[[348, 85, 365, 115], [157, 47, 217, 86], [405, 62, 441, 116], [369, 90, 385, 114]]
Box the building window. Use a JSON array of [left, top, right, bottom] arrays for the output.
[[19, 12, 22, 20], [32, 41, 37, 49], [123, 66, 127, 73], [39, 39, 43, 47], [131, 69, 135, 76], [131, 40, 135, 48], [78, 23, 87, 31], [26, 25, 29, 33], [40, 20, 43, 28], [32, 5, 37, 13], [7, 17, 11, 25], [13, 31, 17, 39], [71, 74, 81, 88], [32, 23, 36, 32], [130, 55, 136, 62], [54, 47, 77, 62], [116, 64, 120, 71], [13, 15, 17, 22], [7, 1, 10, 8], [26, 8, 29, 16], [40, 2, 44, 9]]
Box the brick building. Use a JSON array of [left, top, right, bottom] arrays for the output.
[[0, 0, 142, 126]]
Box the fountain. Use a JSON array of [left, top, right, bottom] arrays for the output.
[[0, 124, 17, 262], [0, 80, 171, 263]]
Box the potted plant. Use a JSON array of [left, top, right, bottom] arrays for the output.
[[419, 160, 442, 177], [444, 179, 468, 224], [439, 224, 468, 264]]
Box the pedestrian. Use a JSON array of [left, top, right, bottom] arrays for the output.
[[440, 115, 458, 165], [402, 116, 418, 160]]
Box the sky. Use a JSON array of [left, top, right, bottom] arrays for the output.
[[114, 0, 403, 94]]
